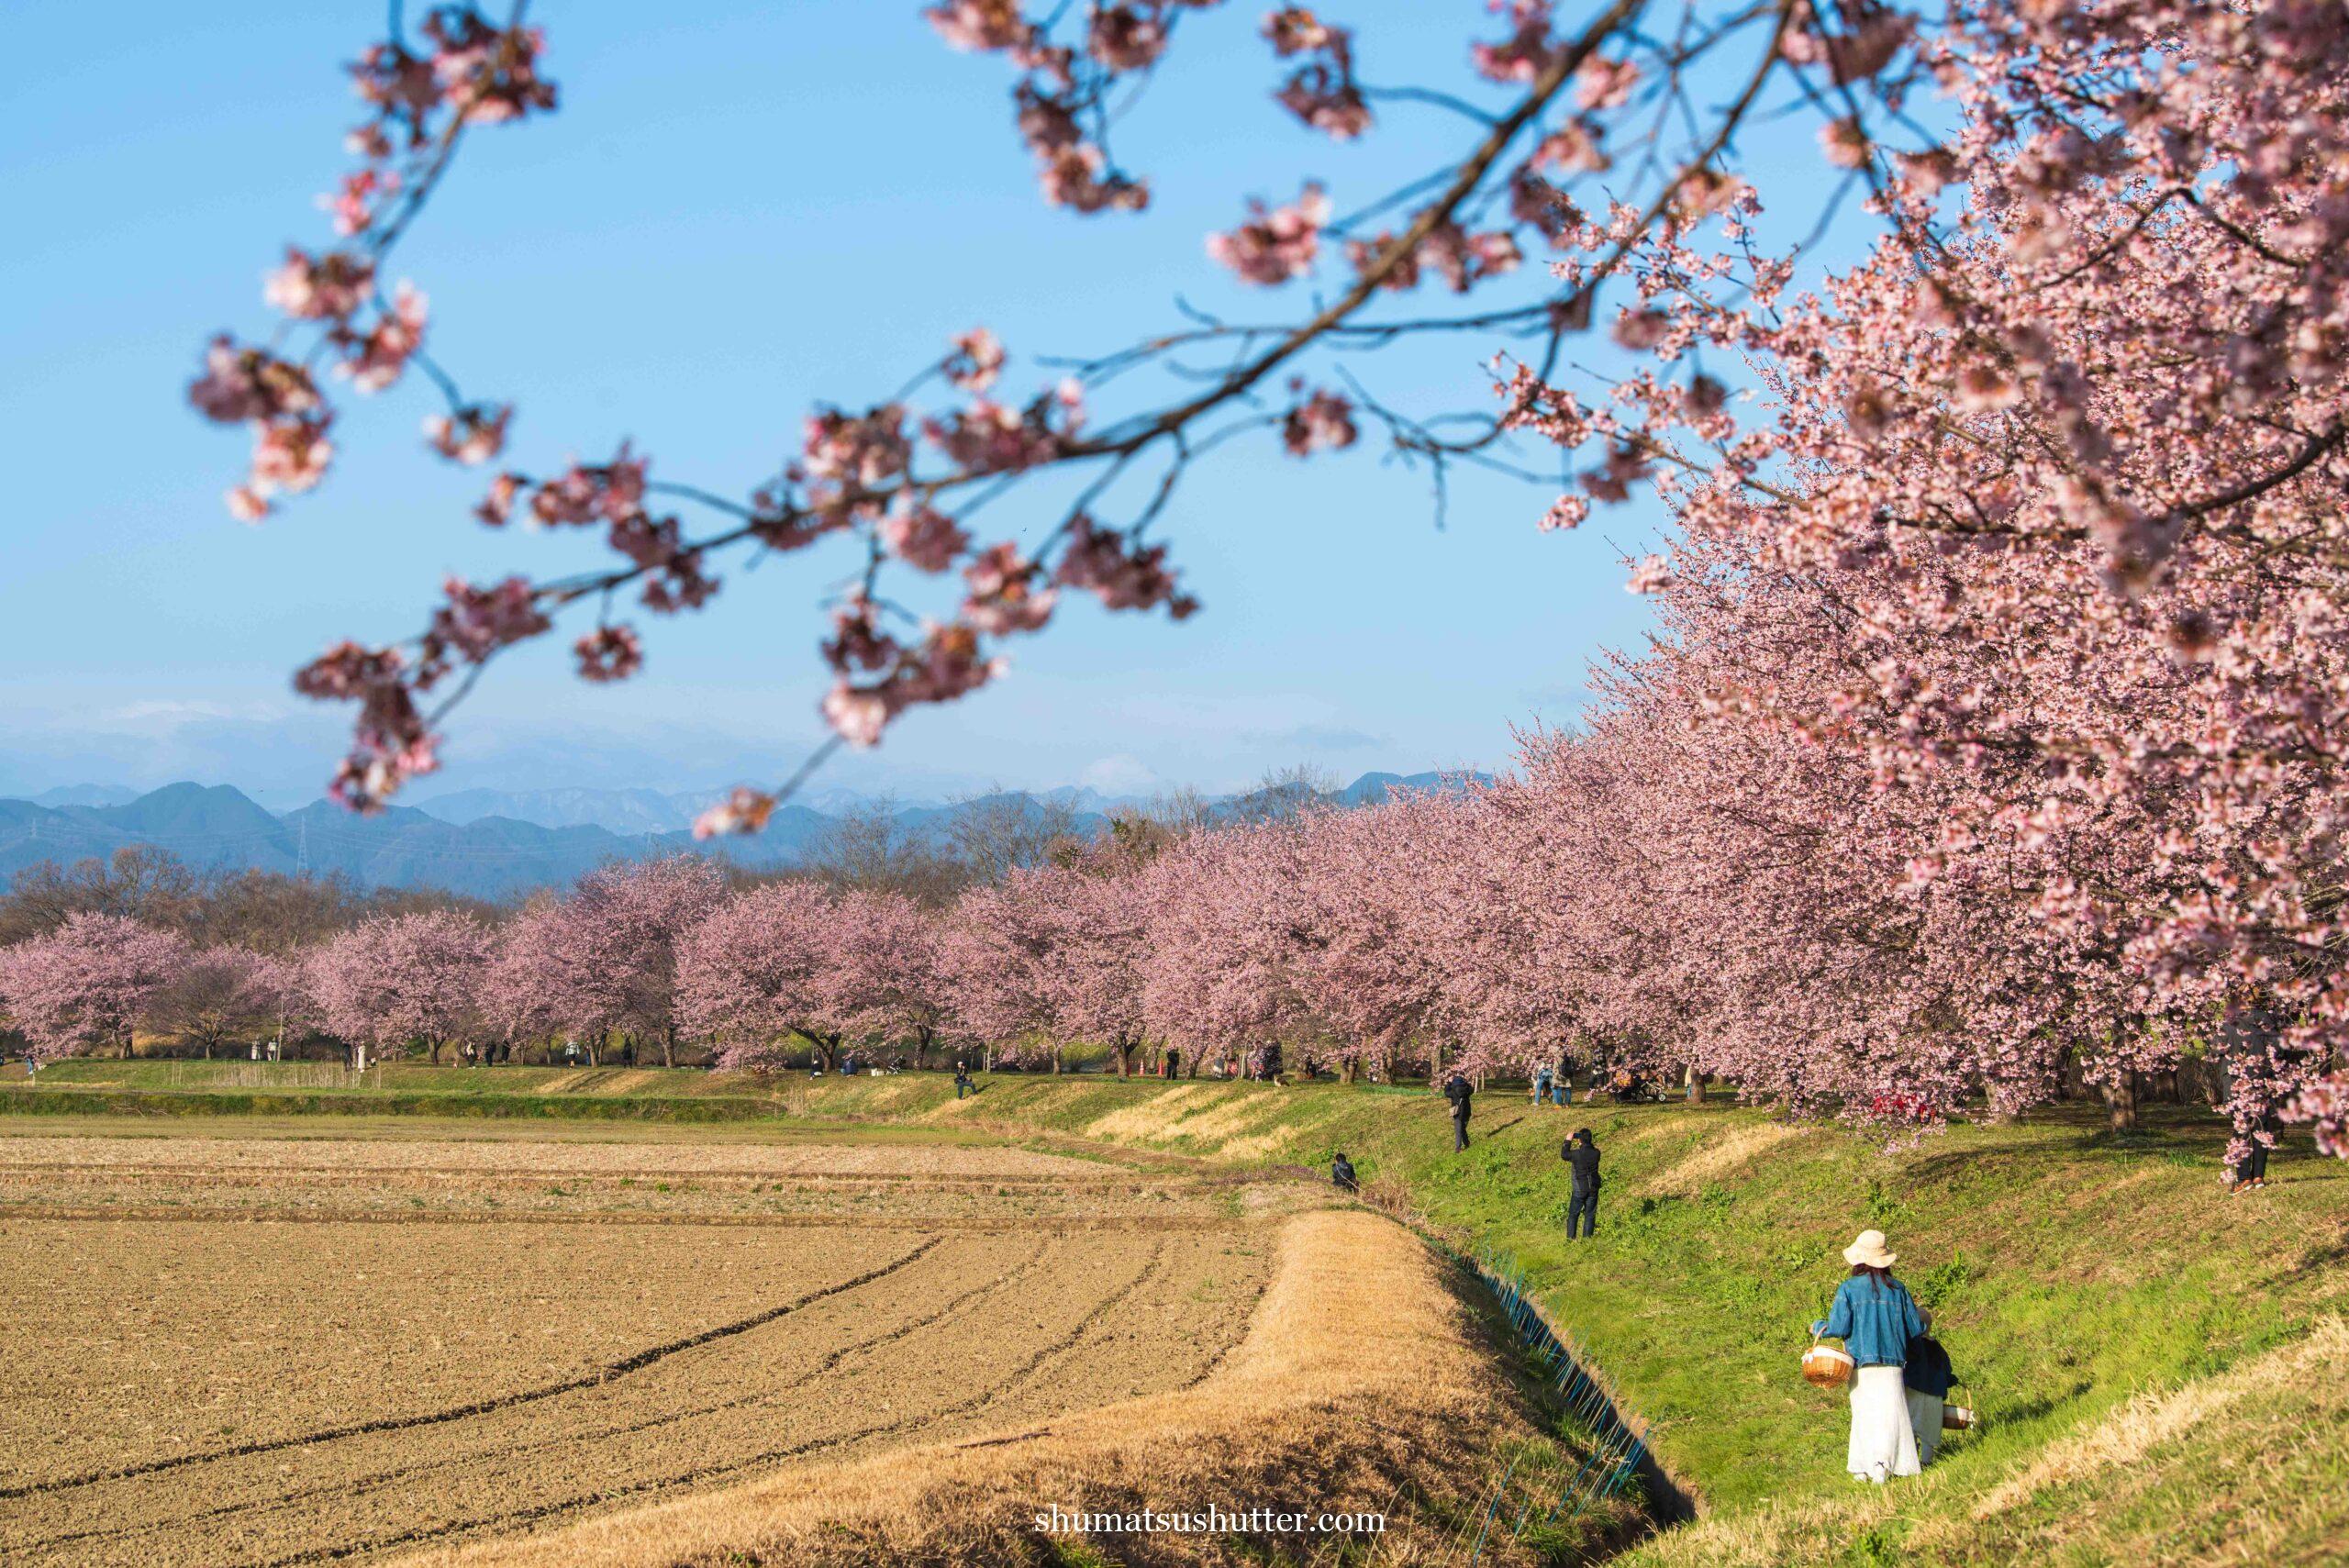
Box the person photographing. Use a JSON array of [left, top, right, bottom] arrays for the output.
[[1562, 1128, 1601, 1239], [1442, 1072, 1473, 1151]]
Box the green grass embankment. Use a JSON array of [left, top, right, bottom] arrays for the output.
[[780, 1073, 2349, 1565], [0, 1059, 793, 1121]]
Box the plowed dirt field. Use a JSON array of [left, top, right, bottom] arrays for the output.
[[0, 1123, 1283, 1566]]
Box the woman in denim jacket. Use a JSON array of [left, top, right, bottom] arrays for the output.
[[1810, 1229, 1930, 1483]]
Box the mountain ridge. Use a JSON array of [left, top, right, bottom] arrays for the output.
[[0, 770, 1488, 897]]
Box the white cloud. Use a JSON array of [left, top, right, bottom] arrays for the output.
[[99, 698, 286, 726], [1079, 754, 1160, 795], [1241, 721, 1388, 752]]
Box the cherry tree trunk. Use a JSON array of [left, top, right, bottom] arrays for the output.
[[801, 1031, 837, 1073], [1342, 1058, 1359, 1084], [2103, 1073, 2141, 1133], [1686, 1063, 1707, 1103], [661, 1026, 675, 1069]]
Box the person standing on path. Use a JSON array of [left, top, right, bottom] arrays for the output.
[[1443, 1072, 1473, 1151], [2232, 1105, 2284, 1191], [1562, 1128, 1601, 1239], [1810, 1230, 1931, 1484]]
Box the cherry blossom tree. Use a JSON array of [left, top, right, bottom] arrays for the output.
[[478, 895, 581, 1054], [1138, 826, 1309, 1078], [484, 855, 725, 1065], [818, 889, 959, 1066], [1557, 20, 2349, 1155], [941, 870, 1070, 1071], [307, 908, 491, 1068], [674, 881, 842, 1071], [1035, 859, 1156, 1077], [0, 914, 189, 1063]]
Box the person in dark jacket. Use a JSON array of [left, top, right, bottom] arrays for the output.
[[1902, 1331, 1956, 1464], [1331, 1152, 1358, 1193], [1443, 1073, 1473, 1151], [1562, 1129, 1601, 1239], [953, 1061, 974, 1099]]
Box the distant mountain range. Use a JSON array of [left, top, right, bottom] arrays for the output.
[[0, 771, 1485, 899], [399, 782, 1159, 836]]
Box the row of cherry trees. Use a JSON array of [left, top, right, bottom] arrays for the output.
[[6, 793, 2340, 1166]]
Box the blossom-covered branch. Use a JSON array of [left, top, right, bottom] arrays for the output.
[[192, 0, 1936, 823]]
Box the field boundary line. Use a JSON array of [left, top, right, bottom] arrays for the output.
[[0, 1205, 1257, 1231], [0, 1237, 943, 1503]]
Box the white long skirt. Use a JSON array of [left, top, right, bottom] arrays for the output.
[[1904, 1388, 1944, 1466], [1847, 1364, 1921, 1483]]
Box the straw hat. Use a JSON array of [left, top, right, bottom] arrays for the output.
[[1842, 1229, 1896, 1268]]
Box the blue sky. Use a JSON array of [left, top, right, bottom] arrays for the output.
[[2, 3, 1865, 807]]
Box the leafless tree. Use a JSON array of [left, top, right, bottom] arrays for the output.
[[142, 954, 282, 1060], [1231, 762, 1341, 824], [803, 798, 969, 904], [0, 847, 203, 944], [942, 789, 1081, 885]]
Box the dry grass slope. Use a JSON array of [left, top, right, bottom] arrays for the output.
[[393, 1208, 1615, 1568]]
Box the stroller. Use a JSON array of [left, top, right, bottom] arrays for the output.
[[1593, 1067, 1663, 1104]]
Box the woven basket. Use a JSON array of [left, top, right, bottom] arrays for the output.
[[1801, 1340, 1854, 1388]]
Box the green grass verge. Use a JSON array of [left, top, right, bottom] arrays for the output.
[[771, 1073, 2349, 1565]]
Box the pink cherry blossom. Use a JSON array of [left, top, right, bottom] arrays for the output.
[[0, 914, 188, 1064], [1281, 387, 1357, 456], [307, 908, 489, 1063], [692, 785, 778, 839], [879, 498, 972, 573], [573, 623, 644, 682], [422, 403, 512, 464], [263, 247, 376, 320], [1208, 183, 1330, 285], [942, 328, 1006, 393], [926, 0, 1034, 54]]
